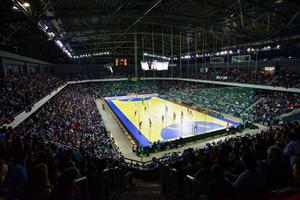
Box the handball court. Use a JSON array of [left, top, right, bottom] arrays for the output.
[[104, 94, 240, 147], [97, 97, 267, 161]]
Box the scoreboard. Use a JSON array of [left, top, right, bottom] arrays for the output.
[[140, 61, 169, 71], [115, 58, 128, 66]]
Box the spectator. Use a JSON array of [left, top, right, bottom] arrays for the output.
[[193, 156, 213, 195], [284, 131, 300, 167], [6, 153, 27, 195], [207, 164, 236, 200], [24, 163, 52, 200], [0, 159, 8, 198], [292, 156, 300, 186], [259, 146, 291, 189], [50, 167, 80, 200], [234, 153, 267, 200]]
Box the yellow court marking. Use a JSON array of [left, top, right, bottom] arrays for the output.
[[112, 97, 232, 143]]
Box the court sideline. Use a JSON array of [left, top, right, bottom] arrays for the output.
[[96, 99, 141, 160]]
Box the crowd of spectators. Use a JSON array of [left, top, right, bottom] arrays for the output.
[[0, 72, 300, 199], [272, 70, 300, 88], [176, 67, 300, 88], [163, 84, 300, 126], [19, 84, 119, 158], [89, 80, 300, 126], [179, 67, 276, 85], [90, 80, 208, 97], [1, 70, 292, 129], [166, 86, 257, 118], [2, 73, 295, 128], [0, 74, 64, 125], [0, 84, 122, 199], [160, 120, 300, 200], [242, 92, 300, 126], [91, 81, 159, 97]]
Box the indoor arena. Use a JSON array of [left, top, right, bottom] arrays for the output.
[[1, 0, 300, 200]]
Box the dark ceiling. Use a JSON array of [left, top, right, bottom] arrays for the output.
[[0, 0, 300, 63]]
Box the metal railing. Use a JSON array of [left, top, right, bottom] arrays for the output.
[[44, 140, 166, 170], [123, 156, 169, 170]]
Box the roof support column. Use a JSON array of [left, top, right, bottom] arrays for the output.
[[134, 30, 138, 78]]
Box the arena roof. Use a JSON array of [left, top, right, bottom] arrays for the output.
[[0, 0, 300, 62]]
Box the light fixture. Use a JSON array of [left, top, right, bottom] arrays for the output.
[[55, 40, 64, 48], [22, 2, 30, 8], [143, 52, 171, 60], [12, 5, 19, 11], [47, 32, 55, 40], [43, 25, 48, 31]]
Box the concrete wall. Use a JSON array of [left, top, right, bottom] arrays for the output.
[[54, 64, 104, 74], [54, 63, 135, 75], [0, 50, 54, 77]]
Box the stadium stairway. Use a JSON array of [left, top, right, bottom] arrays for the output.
[[279, 108, 300, 121], [244, 97, 265, 113], [232, 76, 240, 82], [267, 75, 279, 85], [120, 178, 166, 200]]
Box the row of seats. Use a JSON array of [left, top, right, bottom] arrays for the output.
[[0, 83, 124, 199], [159, 120, 300, 200], [0, 73, 64, 124]]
